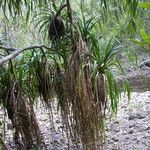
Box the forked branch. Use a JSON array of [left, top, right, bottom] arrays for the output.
[[0, 45, 50, 66]]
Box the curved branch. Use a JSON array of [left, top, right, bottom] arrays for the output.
[[0, 45, 51, 66], [0, 45, 17, 51], [55, 4, 67, 18]]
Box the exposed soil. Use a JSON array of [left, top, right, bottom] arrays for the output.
[[118, 52, 150, 92], [118, 67, 150, 92], [105, 91, 150, 150]]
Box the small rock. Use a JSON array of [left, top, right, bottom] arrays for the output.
[[129, 113, 146, 120], [129, 124, 135, 128], [121, 105, 127, 109], [140, 59, 150, 68], [114, 121, 119, 124], [112, 137, 119, 142], [129, 115, 136, 120], [58, 125, 64, 129], [129, 130, 134, 134], [107, 139, 114, 144], [136, 113, 146, 119], [143, 135, 150, 139], [132, 137, 137, 141], [51, 132, 61, 142], [125, 136, 130, 139], [56, 119, 60, 124], [110, 124, 120, 132], [111, 145, 119, 150], [145, 126, 150, 131]]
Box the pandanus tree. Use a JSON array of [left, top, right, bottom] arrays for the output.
[[0, 0, 146, 149]]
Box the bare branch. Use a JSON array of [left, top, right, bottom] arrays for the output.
[[0, 45, 51, 66], [0, 45, 17, 51], [55, 4, 67, 18]]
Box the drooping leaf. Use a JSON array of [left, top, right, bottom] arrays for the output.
[[138, 3, 150, 9], [140, 29, 150, 44]]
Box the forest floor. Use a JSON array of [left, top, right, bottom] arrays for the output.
[[35, 91, 150, 150], [1, 51, 150, 150], [105, 52, 150, 150], [104, 91, 150, 150], [104, 53, 150, 150]]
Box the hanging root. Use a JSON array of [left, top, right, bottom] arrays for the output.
[[57, 39, 107, 149], [0, 66, 45, 149]]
